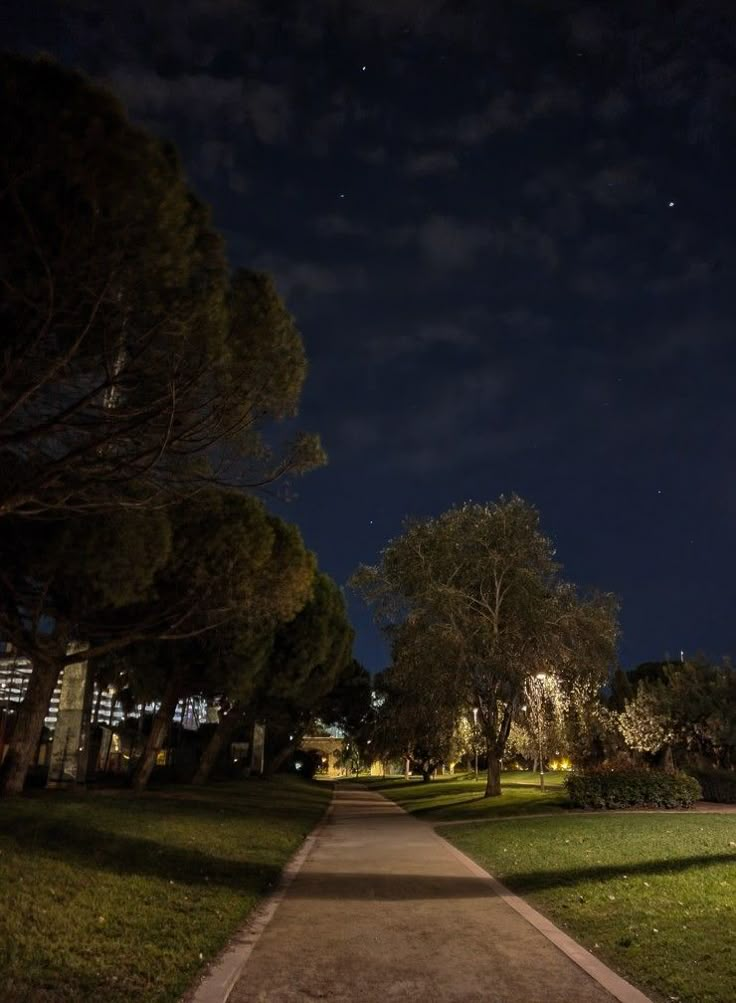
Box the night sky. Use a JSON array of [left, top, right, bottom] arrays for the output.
[[5, 1, 736, 673]]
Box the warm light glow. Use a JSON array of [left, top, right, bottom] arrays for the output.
[[548, 756, 573, 771]]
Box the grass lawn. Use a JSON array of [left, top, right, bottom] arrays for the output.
[[445, 813, 736, 1003], [358, 770, 568, 821], [0, 776, 330, 1003]]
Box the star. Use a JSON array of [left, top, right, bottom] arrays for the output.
[[668, 201, 675, 207], [338, 193, 345, 198], [361, 65, 366, 71]]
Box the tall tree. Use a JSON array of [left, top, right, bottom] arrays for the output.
[[0, 504, 171, 794], [255, 574, 353, 775], [0, 53, 322, 519], [125, 506, 315, 791], [352, 497, 618, 796], [0, 491, 313, 794], [189, 624, 274, 786], [618, 658, 736, 770], [318, 659, 373, 741], [370, 624, 461, 781]]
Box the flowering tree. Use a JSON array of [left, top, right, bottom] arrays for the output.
[[618, 660, 736, 769], [618, 686, 675, 755]]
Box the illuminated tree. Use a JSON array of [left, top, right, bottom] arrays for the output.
[[617, 659, 736, 770], [353, 497, 618, 796], [618, 686, 674, 757]]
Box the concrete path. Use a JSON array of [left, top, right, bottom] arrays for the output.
[[228, 786, 636, 1003]]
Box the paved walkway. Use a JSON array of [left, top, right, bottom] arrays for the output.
[[228, 786, 630, 1003]]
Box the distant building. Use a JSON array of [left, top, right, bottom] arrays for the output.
[[0, 648, 209, 732]]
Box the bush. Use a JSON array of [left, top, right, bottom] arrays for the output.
[[565, 767, 701, 809], [690, 768, 736, 804]]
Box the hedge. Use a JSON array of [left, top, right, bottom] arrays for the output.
[[565, 767, 701, 810], [690, 768, 736, 804]]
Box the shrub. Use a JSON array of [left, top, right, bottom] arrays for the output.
[[690, 768, 736, 804], [565, 767, 701, 809]]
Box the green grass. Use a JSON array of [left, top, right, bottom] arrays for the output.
[[357, 770, 568, 821], [445, 814, 736, 1003], [0, 776, 330, 1003]]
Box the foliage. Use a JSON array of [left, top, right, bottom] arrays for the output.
[[255, 573, 354, 767], [562, 674, 619, 766], [318, 659, 372, 738], [352, 496, 619, 795], [617, 659, 736, 769], [689, 768, 736, 804], [565, 767, 701, 809], [606, 667, 634, 712], [0, 491, 314, 793], [452, 713, 481, 765], [124, 502, 315, 789], [617, 685, 675, 754], [0, 54, 322, 519], [369, 628, 460, 780], [0, 54, 323, 794], [511, 673, 567, 768]]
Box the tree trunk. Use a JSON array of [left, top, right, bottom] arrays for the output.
[[191, 703, 243, 785], [130, 672, 181, 792], [0, 658, 61, 796], [484, 750, 502, 797], [404, 756, 410, 780], [657, 743, 675, 773]]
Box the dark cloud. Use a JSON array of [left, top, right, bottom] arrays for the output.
[[455, 80, 580, 145], [356, 146, 387, 165], [245, 81, 292, 143], [380, 365, 514, 475], [107, 67, 292, 144], [109, 68, 245, 124], [366, 322, 479, 363], [314, 215, 369, 238], [7, 0, 736, 671], [404, 150, 459, 176], [411, 215, 494, 269], [253, 255, 368, 307]]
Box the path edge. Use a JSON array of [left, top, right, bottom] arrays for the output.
[[438, 833, 653, 1003], [183, 788, 335, 1003], [377, 788, 653, 1003]]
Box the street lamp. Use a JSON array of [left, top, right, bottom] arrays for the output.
[[534, 672, 547, 790], [472, 706, 479, 780]]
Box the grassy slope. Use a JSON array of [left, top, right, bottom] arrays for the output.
[[0, 776, 330, 1003], [370, 774, 736, 1003], [446, 813, 736, 1003], [360, 770, 568, 820]]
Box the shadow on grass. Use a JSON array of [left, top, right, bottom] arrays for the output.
[[285, 851, 736, 900], [410, 796, 568, 819], [20, 777, 329, 827], [0, 814, 282, 890]]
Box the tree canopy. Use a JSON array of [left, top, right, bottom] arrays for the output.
[[352, 496, 619, 795], [0, 53, 322, 519]]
